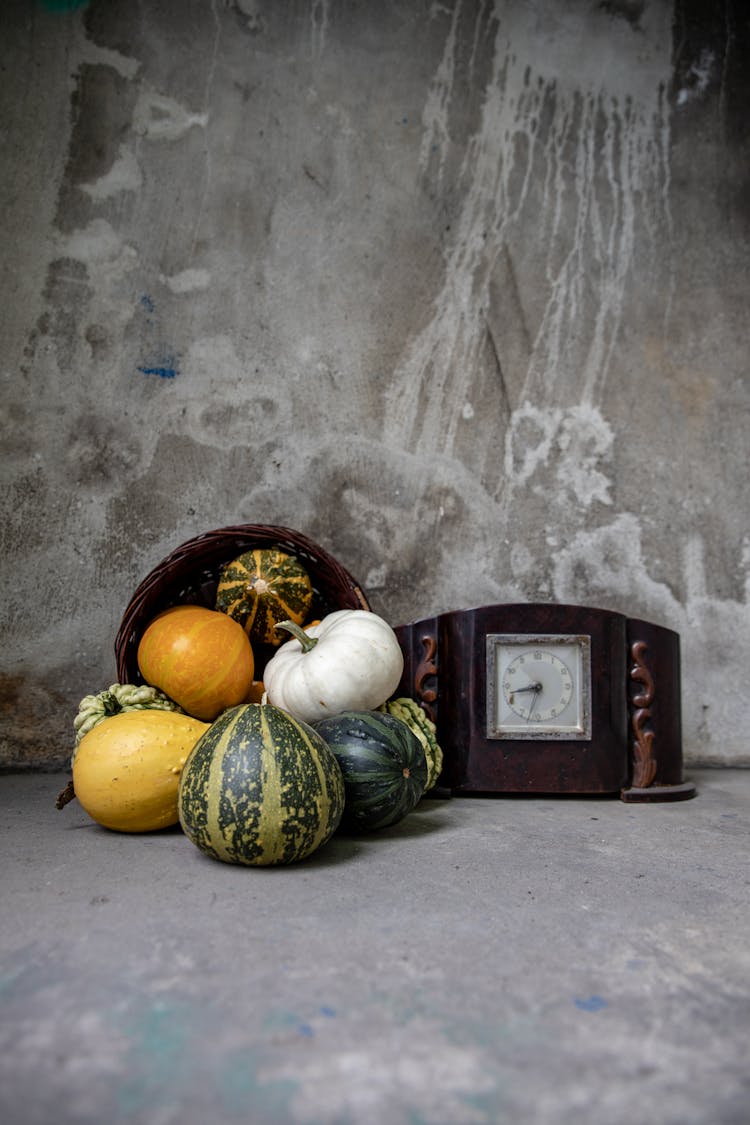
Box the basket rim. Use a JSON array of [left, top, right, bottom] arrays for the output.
[[114, 523, 371, 683]]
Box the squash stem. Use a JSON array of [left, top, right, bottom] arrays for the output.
[[274, 620, 318, 652], [55, 778, 76, 809], [101, 691, 122, 716]]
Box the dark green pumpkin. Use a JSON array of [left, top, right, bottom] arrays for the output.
[[313, 711, 427, 832], [178, 703, 344, 865]]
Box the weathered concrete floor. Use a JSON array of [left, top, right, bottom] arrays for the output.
[[1, 769, 748, 1125]]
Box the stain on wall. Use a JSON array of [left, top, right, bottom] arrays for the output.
[[1, 0, 748, 767]]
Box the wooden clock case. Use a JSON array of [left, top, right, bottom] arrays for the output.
[[394, 603, 696, 802]]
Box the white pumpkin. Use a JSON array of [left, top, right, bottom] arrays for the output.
[[263, 609, 404, 724]]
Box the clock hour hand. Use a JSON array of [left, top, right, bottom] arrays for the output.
[[508, 680, 543, 720]]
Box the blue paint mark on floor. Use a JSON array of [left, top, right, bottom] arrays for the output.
[[574, 995, 609, 1012], [115, 999, 194, 1119], [217, 1048, 298, 1119]]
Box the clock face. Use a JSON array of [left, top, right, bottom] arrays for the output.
[[486, 634, 592, 739]]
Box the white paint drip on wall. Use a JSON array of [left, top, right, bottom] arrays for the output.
[[421, 0, 495, 187], [133, 91, 208, 141], [52, 220, 140, 382], [553, 513, 681, 619], [683, 533, 708, 619], [503, 402, 613, 505], [80, 144, 142, 200], [234, 0, 266, 34], [310, 0, 330, 57], [384, 1, 673, 460], [364, 564, 388, 590], [676, 49, 715, 106], [553, 404, 614, 507], [56, 219, 137, 275], [75, 26, 141, 80], [503, 403, 563, 488], [162, 268, 211, 294], [510, 542, 533, 578], [189, 0, 222, 262], [552, 515, 750, 764], [524, 81, 664, 408], [419, 1, 461, 185]]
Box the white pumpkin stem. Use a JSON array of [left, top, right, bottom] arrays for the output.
[[274, 620, 318, 652]]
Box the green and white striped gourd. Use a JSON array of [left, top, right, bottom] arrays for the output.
[[178, 702, 344, 866]]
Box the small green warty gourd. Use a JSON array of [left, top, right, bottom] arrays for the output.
[[379, 697, 444, 790], [72, 683, 184, 758]]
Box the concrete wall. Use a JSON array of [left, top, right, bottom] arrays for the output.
[[2, 0, 748, 769]]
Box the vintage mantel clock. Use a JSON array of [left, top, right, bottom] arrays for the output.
[[394, 603, 695, 802]]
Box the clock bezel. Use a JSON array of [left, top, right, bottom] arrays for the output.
[[486, 633, 592, 740]]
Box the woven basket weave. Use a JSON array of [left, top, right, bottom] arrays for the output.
[[114, 524, 371, 684]]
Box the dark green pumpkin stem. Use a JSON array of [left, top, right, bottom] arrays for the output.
[[274, 620, 318, 652]]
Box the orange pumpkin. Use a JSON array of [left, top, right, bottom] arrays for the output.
[[137, 605, 255, 721]]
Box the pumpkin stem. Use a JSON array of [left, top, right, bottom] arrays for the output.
[[55, 778, 76, 809], [101, 690, 122, 717], [274, 620, 318, 652]]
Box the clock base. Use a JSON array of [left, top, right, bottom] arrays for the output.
[[620, 780, 697, 803]]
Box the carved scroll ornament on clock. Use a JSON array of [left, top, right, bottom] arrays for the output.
[[414, 634, 438, 722], [629, 640, 658, 789]]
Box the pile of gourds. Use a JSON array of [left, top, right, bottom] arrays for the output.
[[63, 548, 443, 866]]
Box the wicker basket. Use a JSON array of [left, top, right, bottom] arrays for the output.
[[114, 524, 371, 684]]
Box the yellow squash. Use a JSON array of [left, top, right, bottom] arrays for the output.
[[72, 709, 210, 832]]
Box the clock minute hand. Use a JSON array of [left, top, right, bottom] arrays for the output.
[[523, 681, 542, 721]]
